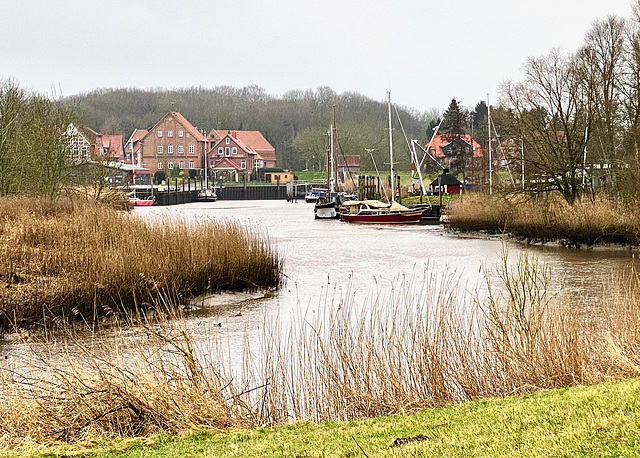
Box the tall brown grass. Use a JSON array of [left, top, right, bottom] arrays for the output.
[[2, 249, 640, 447], [448, 193, 640, 247], [0, 197, 282, 330]]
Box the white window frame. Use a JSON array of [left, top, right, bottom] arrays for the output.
[[179, 160, 185, 169], [189, 144, 194, 154], [188, 160, 194, 169], [168, 161, 174, 169], [158, 130, 162, 137], [225, 137, 230, 145], [168, 130, 173, 137], [254, 159, 261, 168], [232, 147, 237, 155], [178, 145, 184, 154], [168, 144, 173, 154], [241, 159, 246, 169], [158, 161, 163, 169], [218, 147, 223, 155], [225, 147, 231, 157], [178, 130, 183, 137], [157, 145, 163, 154]]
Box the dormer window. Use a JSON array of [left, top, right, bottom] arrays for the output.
[[232, 147, 237, 155], [225, 138, 230, 145]]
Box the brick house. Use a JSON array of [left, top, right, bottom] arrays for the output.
[[206, 130, 277, 182], [139, 112, 206, 177], [425, 134, 482, 172]]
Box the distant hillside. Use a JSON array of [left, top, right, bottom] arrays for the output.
[[63, 86, 438, 171]]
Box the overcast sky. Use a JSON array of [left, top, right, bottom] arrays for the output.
[[0, 0, 635, 113]]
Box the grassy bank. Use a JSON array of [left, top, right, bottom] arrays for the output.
[[9, 377, 640, 457], [0, 197, 282, 330], [3, 250, 640, 449], [448, 193, 640, 247]]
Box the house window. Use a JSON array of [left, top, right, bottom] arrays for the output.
[[157, 145, 163, 154], [158, 162, 163, 169], [189, 144, 194, 154], [158, 130, 162, 137], [168, 145, 173, 154], [188, 161, 194, 169], [178, 130, 183, 137], [254, 159, 261, 168], [241, 159, 246, 169], [179, 161, 185, 169], [218, 147, 223, 155], [168, 130, 173, 137], [225, 147, 230, 157], [209, 159, 214, 167], [168, 161, 174, 169], [232, 147, 237, 155], [178, 145, 184, 154], [225, 137, 230, 145]]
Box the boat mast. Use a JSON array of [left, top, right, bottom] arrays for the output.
[[387, 91, 395, 202], [330, 106, 336, 194]]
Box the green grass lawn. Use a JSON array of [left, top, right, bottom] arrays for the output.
[[11, 377, 640, 457]]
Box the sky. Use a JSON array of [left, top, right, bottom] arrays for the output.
[[0, 0, 635, 113]]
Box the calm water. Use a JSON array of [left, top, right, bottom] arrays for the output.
[[131, 200, 639, 342]]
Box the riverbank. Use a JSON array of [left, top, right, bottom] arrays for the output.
[[6, 377, 640, 457], [447, 194, 640, 248], [0, 197, 282, 331]]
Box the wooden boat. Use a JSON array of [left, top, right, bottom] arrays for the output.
[[129, 195, 155, 206], [340, 200, 423, 224]]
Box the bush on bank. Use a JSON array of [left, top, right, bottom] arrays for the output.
[[447, 193, 640, 247]]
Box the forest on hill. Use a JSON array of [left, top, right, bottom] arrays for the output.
[[63, 86, 444, 172]]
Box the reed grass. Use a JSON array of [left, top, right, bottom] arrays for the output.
[[0, 196, 282, 330], [447, 193, 640, 247], [2, 248, 640, 449]]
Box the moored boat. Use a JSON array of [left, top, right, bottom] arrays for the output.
[[129, 195, 155, 206], [339, 200, 423, 224], [198, 187, 217, 202]]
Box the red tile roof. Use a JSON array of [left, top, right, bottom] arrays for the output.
[[209, 130, 276, 162], [427, 134, 483, 158], [211, 157, 243, 171]]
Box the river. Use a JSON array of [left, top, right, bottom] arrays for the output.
[[130, 200, 639, 344]]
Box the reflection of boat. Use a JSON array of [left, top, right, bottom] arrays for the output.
[[129, 195, 156, 206], [198, 187, 217, 202], [305, 188, 324, 203], [340, 200, 422, 224]]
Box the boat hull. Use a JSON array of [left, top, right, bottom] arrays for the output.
[[314, 202, 339, 219], [129, 198, 155, 207], [340, 210, 422, 224]]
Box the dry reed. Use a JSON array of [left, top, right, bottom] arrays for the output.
[[2, 249, 640, 448], [0, 196, 282, 330], [447, 193, 640, 247]]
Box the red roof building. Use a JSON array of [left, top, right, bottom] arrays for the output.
[[207, 130, 277, 182], [139, 112, 206, 176], [425, 134, 482, 170]]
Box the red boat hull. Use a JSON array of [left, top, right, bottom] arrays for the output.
[[340, 210, 422, 224]]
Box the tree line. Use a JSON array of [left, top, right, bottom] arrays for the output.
[[64, 86, 440, 173]]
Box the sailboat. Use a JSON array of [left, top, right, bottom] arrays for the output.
[[339, 91, 422, 224], [314, 107, 356, 219]]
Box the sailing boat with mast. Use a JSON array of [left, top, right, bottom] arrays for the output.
[[339, 91, 423, 224], [314, 107, 355, 219]]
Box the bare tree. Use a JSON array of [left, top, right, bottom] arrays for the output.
[[501, 50, 592, 204]]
